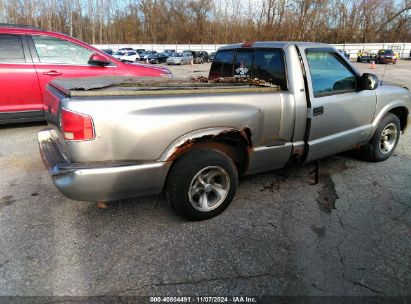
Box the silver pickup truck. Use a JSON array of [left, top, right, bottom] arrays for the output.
[[38, 42, 411, 220]]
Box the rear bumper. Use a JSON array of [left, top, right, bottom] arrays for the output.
[[38, 129, 171, 202]]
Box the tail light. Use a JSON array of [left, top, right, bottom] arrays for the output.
[[61, 108, 95, 141]]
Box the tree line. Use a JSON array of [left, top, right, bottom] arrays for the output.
[[0, 0, 410, 44]]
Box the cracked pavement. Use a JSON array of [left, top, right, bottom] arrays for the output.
[[0, 61, 410, 297]]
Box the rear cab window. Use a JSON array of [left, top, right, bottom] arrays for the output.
[[209, 48, 287, 90], [209, 50, 235, 78]]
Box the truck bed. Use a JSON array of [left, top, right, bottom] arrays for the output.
[[50, 76, 281, 97]]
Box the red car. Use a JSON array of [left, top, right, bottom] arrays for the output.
[[0, 24, 172, 123], [376, 49, 398, 64]]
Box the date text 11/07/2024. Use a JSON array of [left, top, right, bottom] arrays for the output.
[[149, 296, 257, 303]]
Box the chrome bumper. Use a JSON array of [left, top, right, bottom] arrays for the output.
[[38, 130, 171, 202]]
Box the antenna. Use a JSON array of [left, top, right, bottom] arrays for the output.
[[380, 62, 388, 85]]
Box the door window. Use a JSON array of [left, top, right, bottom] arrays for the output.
[[32, 35, 94, 65], [306, 50, 357, 97], [0, 34, 25, 63]]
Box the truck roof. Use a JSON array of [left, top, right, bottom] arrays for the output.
[[218, 41, 329, 50]]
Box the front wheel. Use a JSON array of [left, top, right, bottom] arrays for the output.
[[166, 149, 238, 220], [360, 113, 400, 162]]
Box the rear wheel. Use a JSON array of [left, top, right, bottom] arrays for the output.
[[166, 149, 238, 220], [360, 113, 400, 162]]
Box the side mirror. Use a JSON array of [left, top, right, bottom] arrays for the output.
[[88, 53, 111, 66], [361, 73, 378, 90]]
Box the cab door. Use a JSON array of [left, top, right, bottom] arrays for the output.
[[299, 47, 377, 162]]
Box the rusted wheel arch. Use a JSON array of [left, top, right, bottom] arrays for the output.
[[167, 130, 251, 176]]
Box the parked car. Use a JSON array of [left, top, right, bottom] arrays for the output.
[[0, 24, 172, 124], [162, 50, 176, 57], [357, 50, 377, 62], [193, 51, 210, 64], [147, 53, 168, 64], [101, 48, 113, 55], [376, 49, 397, 64], [38, 41, 411, 220], [338, 49, 350, 59], [139, 51, 158, 61], [166, 52, 193, 65], [135, 49, 145, 54], [113, 50, 140, 62], [183, 50, 196, 57]]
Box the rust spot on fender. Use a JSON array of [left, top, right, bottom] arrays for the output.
[[168, 140, 195, 161], [167, 127, 252, 161]]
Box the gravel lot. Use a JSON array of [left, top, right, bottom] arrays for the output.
[[0, 59, 410, 299]]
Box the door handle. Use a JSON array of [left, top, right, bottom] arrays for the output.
[[313, 106, 324, 116], [43, 70, 62, 76]]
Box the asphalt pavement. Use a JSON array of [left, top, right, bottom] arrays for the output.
[[0, 60, 410, 299]]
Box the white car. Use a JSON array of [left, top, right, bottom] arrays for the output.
[[113, 50, 140, 62]]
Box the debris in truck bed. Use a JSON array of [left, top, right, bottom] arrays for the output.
[[51, 75, 282, 97], [190, 76, 280, 88]]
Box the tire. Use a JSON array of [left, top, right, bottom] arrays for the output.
[[360, 113, 400, 162], [166, 149, 238, 220]]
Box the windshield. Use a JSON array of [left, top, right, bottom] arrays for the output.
[[114, 51, 125, 56], [379, 50, 394, 55], [173, 53, 183, 57]]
